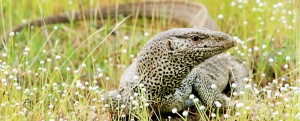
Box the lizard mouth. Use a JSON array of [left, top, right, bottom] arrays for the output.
[[202, 43, 233, 51], [202, 40, 235, 52], [173, 40, 235, 55], [197, 46, 227, 54], [174, 46, 226, 55]]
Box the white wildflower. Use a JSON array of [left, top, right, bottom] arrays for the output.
[[98, 73, 103, 78], [232, 83, 237, 88], [81, 63, 86, 68], [189, 94, 195, 99], [9, 32, 15, 37], [144, 32, 149, 36], [55, 55, 61, 60], [215, 101, 222, 108], [24, 88, 30, 94], [54, 67, 59, 70], [236, 103, 244, 108], [76, 81, 82, 88], [199, 105, 205, 110], [121, 105, 126, 109], [122, 49, 127, 53], [211, 113, 216, 117], [1, 103, 5, 107], [239, 91, 245, 95], [218, 14, 224, 19], [16, 86, 22, 90], [243, 77, 249, 82], [193, 98, 199, 103], [1, 79, 7, 83], [24, 47, 30, 51], [116, 94, 121, 99], [231, 2, 236, 6], [224, 114, 229, 118], [53, 26, 58, 30], [49, 104, 54, 109], [132, 100, 138, 106], [245, 84, 251, 89], [33, 87, 38, 92], [269, 58, 274, 63], [123, 36, 129, 40], [19, 111, 25, 116], [182, 110, 188, 116], [40, 60, 44, 64], [254, 46, 259, 51], [2, 53, 7, 57], [296, 113, 300, 119], [284, 84, 289, 88], [285, 56, 291, 61], [272, 111, 278, 116], [233, 91, 238, 96], [172, 108, 177, 113]]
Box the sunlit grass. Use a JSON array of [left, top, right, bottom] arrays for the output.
[[0, 0, 299, 120]]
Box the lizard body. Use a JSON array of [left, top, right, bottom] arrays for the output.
[[4, 1, 250, 119], [117, 28, 235, 113]]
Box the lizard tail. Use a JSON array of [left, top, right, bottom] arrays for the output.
[[1, 1, 217, 43]]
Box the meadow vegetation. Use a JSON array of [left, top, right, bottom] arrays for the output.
[[0, 0, 299, 120]]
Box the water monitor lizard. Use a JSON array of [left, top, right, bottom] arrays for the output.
[[2, 1, 249, 119]]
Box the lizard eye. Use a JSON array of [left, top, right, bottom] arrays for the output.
[[191, 35, 207, 41], [191, 36, 200, 41]]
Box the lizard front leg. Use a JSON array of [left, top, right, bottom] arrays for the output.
[[192, 76, 227, 111], [159, 79, 194, 113]]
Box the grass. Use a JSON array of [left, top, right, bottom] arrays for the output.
[[0, 0, 299, 120]]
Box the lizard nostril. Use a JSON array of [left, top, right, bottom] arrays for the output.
[[203, 45, 208, 48]]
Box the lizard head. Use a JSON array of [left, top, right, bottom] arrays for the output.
[[137, 28, 235, 77], [163, 28, 236, 65]]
